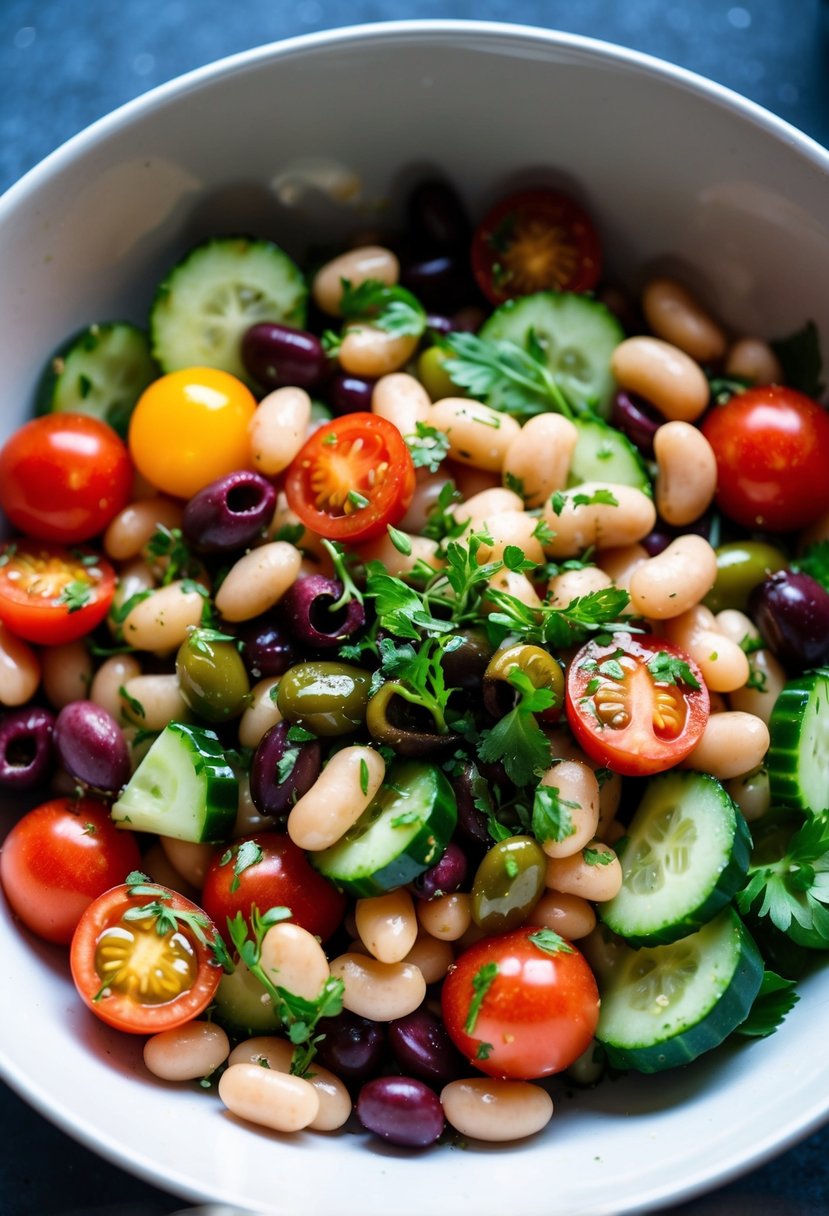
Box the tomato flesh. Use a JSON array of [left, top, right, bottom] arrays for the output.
[[0, 542, 116, 645]]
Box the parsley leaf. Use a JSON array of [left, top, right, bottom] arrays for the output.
[[339, 277, 427, 338], [793, 540, 829, 594], [58, 579, 93, 613], [583, 846, 615, 866], [532, 785, 579, 845], [736, 813, 829, 943], [405, 421, 451, 472], [465, 961, 499, 1034], [528, 927, 574, 956], [219, 839, 264, 894], [646, 650, 701, 690], [440, 331, 576, 419], [733, 969, 799, 1039], [477, 668, 553, 786]]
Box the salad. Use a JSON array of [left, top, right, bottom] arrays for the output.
[[1, 174, 829, 1148]]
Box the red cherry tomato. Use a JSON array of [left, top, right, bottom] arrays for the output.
[[441, 927, 600, 1079], [70, 880, 222, 1033], [565, 633, 710, 778], [0, 541, 116, 645], [200, 832, 346, 942], [471, 188, 602, 306], [701, 385, 829, 532], [0, 798, 141, 945], [284, 413, 416, 543], [0, 413, 133, 543]]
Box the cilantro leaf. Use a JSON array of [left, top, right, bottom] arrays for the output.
[[733, 969, 799, 1039]]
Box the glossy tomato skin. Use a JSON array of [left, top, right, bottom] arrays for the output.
[[441, 927, 600, 1079], [70, 882, 222, 1033], [0, 542, 116, 645], [471, 188, 602, 306], [0, 414, 132, 543], [565, 633, 709, 777], [0, 798, 141, 945], [701, 386, 829, 532], [200, 832, 346, 942], [284, 413, 416, 543]]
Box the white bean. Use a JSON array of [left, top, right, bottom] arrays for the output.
[[547, 564, 613, 607], [288, 746, 385, 851], [682, 711, 770, 780], [328, 953, 426, 1021], [653, 421, 717, 527], [338, 326, 419, 378], [641, 277, 727, 364], [725, 337, 783, 385], [227, 1037, 351, 1131], [715, 608, 787, 724], [40, 640, 92, 708], [440, 1078, 553, 1142], [215, 542, 302, 622], [143, 1021, 229, 1081], [104, 496, 184, 562], [249, 387, 312, 476], [540, 482, 656, 558], [259, 922, 331, 1001], [218, 1062, 319, 1133], [312, 245, 399, 316], [90, 654, 143, 720], [0, 623, 40, 706], [453, 486, 524, 528], [121, 581, 205, 652], [372, 372, 431, 437], [401, 932, 455, 984], [355, 889, 419, 964], [545, 842, 622, 902], [415, 892, 472, 942], [662, 604, 750, 693], [536, 761, 600, 858], [120, 673, 190, 730], [502, 413, 580, 508], [356, 531, 443, 578], [526, 890, 596, 940], [159, 837, 215, 888], [428, 397, 520, 472], [724, 766, 771, 822], [629, 535, 717, 620], [238, 679, 282, 748], [611, 336, 710, 422]]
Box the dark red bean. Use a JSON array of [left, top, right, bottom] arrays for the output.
[[0, 706, 55, 790], [451, 761, 492, 847], [53, 701, 130, 794], [316, 1011, 387, 1082], [234, 615, 297, 679], [407, 179, 471, 254], [400, 255, 474, 313], [611, 389, 662, 456], [279, 575, 365, 649], [749, 570, 829, 669], [388, 1008, 465, 1087], [182, 470, 277, 553], [327, 374, 376, 415], [412, 842, 468, 900], [241, 321, 327, 391], [424, 314, 453, 336], [249, 720, 321, 822], [356, 1075, 445, 1148]]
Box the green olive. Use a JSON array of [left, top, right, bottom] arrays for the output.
[[365, 682, 459, 755], [705, 541, 789, 613], [416, 345, 461, 401], [482, 643, 564, 720], [175, 628, 251, 722], [470, 835, 548, 934], [440, 627, 495, 693], [276, 661, 371, 736]]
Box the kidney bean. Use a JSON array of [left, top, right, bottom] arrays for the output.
[[315, 1010, 388, 1083], [249, 720, 321, 822], [327, 373, 377, 415], [241, 321, 327, 390], [388, 1007, 465, 1087], [182, 470, 277, 553], [610, 389, 662, 456], [53, 700, 130, 794], [0, 706, 55, 790], [356, 1075, 445, 1148], [412, 842, 469, 900]]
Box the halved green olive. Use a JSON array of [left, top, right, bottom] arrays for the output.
[[276, 661, 371, 736], [365, 682, 459, 756], [470, 835, 548, 933], [483, 643, 564, 721], [175, 627, 251, 722], [705, 541, 788, 613]]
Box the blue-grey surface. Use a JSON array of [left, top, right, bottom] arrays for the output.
[[1, 2, 829, 1214]]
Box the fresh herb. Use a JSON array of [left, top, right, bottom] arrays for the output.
[[359, 757, 370, 796], [771, 319, 824, 399], [485, 584, 631, 649], [339, 277, 427, 338], [276, 748, 299, 784], [440, 330, 577, 419], [219, 840, 264, 894], [793, 540, 829, 594], [371, 633, 459, 735], [58, 579, 93, 613], [405, 421, 452, 472], [475, 1041, 494, 1060], [504, 471, 525, 498], [528, 928, 574, 956], [737, 813, 829, 944], [421, 480, 466, 542], [532, 786, 579, 845], [477, 668, 554, 786], [146, 525, 201, 586], [504, 854, 520, 878], [646, 650, 701, 690], [465, 961, 499, 1034], [118, 684, 145, 719], [391, 809, 421, 828], [286, 724, 316, 743], [347, 489, 370, 511], [121, 872, 217, 949], [583, 846, 614, 866], [733, 970, 799, 1039], [387, 525, 413, 556], [320, 538, 364, 611]]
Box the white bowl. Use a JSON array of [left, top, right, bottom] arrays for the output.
[[2, 20, 829, 1216]]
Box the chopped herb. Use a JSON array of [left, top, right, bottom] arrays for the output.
[[504, 471, 525, 497], [391, 809, 422, 827], [504, 855, 520, 878], [286, 724, 316, 742], [440, 330, 577, 419], [583, 846, 614, 866], [339, 277, 427, 338], [405, 422, 451, 472], [219, 840, 265, 894], [737, 812, 829, 945], [733, 970, 799, 1039], [119, 684, 145, 719], [359, 757, 370, 796], [347, 489, 370, 511], [465, 961, 499, 1034], [528, 927, 574, 956], [387, 525, 413, 556], [475, 1041, 494, 1060], [532, 786, 579, 845], [646, 650, 701, 690], [58, 579, 92, 613], [477, 668, 554, 786]]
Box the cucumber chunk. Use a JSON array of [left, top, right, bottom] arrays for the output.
[[767, 669, 829, 813], [596, 907, 764, 1073], [112, 721, 237, 843], [150, 237, 307, 387], [568, 415, 651, 493], [479, 291, 624, 417], [311, 760, 457, 897], [601, 772, 752, 946], [212, 960, 283, 1038], [38, 322, 158, 436]]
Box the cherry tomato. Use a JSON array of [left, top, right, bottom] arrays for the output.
[[0, 541, 116, 645], [284, 413, 416, 543], [128, 367, 257, 499], [565, 633, 710, 777], [0, 798, 141, 945], [70, 880, 222, 1033], [441, 927, 600, 1079], [471, 188, 602, 306], [701, 385, 829, 532], [0, 413, 132, 543], [200, 832, 346, 942]]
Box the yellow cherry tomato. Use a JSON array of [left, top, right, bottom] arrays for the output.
[[128, 367, 257, 499]]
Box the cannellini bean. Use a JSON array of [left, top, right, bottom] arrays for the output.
[[441, 1078, 553, 1142], [227, 1037, 351, 1131], [415, 892, 472, 942], [355, 889, 419, 964], [662, 604, 750, 693], [249, 387, 312, 476], [40, 640, 92, 708], [107, 558, 155, 633], [725, 337, 783, 385], [446, 460, 501, 499], [502, 413, 580, 508], [547, 564, 613, 606], [238, 678, 282, 748], [484, 569, 543, 613], [159, 837, 215, 888], [312, 245, 399, 316], [121, 581, 205, 652], [143, 1021, 229, 1081], [611, 336, 710, 422], [218, 1062, 319, 1133], [641, 277, 727, 364], [475, 511, 544, 565], [536, 761, 600, 858], [0, 623, 40, 706], [715, 608, 787, 724], [653, 421, 718, 526], [453, 486, 524, 528], [401, 932, 455, 984], [356, 531, 443, 578], [120, 673, 190, 730], [597, 543, 650, 593], [372, 372, 431, 437], [259, 922, 331, 1001], [545, 842, 622, 902], [682, 711, 770, 780], [339, 325, 420, 378], [428, 397, 521, 472], [398, 472, 453, 534], [103, 496, 184, 562], [628, 535, 717, 619], [328, 953, 426, 1021], [540, 482, 656, 558], [288, 746, 385, 851], [215, 542, 302, 622], [90, 654, 142, 720], [526, 890, 596, 940], [725, 765, 771, 822]]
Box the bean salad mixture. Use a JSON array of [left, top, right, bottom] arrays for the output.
[[2, 176, 829, 1148]]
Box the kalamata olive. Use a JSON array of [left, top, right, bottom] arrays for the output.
[[400, 255, 473, 313], [276, 661, 371, 735], [365, 682, 459, 756], [424, 314, 453, 336], [327, 373, 376, 415], [641, 528, 672, 557], [388, 1008, 465, 1087], [412, 841, 468, 900], [706, 541, 789, 613], [441, 628, 494, 693], [451, 761, 494, 847], [749, 570, 829, 669], [182, 470, 277, 553], [407, 179, 471, 254], [470, 835, 548, 934], [356, 1075, 445, 1148], [611, 389, 662, 456], [316, 1011, 387, 1082], [234, 615, 297, 679], [279, 575, 365, 649], [53, 700, 131, 794], [0, 706, 55, 790], [241, 322, 327, 390], [249, 720, 321, 821], [176, 627, 251, 722]]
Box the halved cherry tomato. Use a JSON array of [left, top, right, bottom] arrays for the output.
[[441, 927, 600, 1079], [471, 188, 602, 305], [0, 541, 116, 645], [565, 633, 709, 777], [284, 412, 416, 543], [0, 413, 132, 543], [70, 880, 222, 1034]]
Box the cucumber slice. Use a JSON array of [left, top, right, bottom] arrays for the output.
[[112, 721, 237, 843], [311, 760, 457, 897], [38, 322, 158, 436], [212, 959, 283, 1038], [767, 669, 829, 813], [150, 237, 307, 387], [568, 415, 651, 493], [596, 907, 764, 1073], [479, 291, 624, 417], [601, 772, 752, 946]]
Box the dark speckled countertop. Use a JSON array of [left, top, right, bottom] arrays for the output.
[[1, 2, 828, 1213]]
